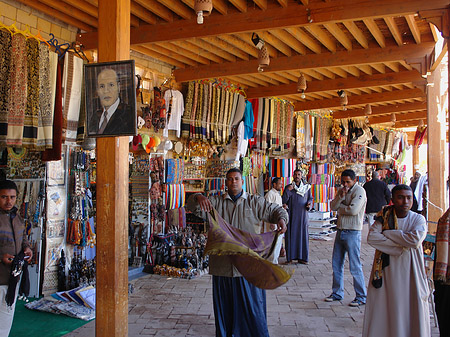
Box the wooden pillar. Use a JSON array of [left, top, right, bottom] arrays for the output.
[[426, 60, 446, 233], [96, 0, 130, 336]]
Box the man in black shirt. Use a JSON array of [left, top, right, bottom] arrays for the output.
[[363, 171, 391, 225]]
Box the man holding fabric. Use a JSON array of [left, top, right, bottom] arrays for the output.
[[263, 177, 284, 264], [186, 168, 288, 337], [327, 169, 367, 307], [0, 180, 32, 337], [282, 169, 313, 264], [362, 184, 429, 337]]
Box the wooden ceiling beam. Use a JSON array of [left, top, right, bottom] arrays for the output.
[[363, 18, 386, 47], [239, 32, 278, 57], [253, 0, 267, 10], [213, 0, 228, 15], [171, 40, 223, 63], [323, 23, 352, 50], [157, 0, 193, 19], [14, 0, 94, 31], [61, 0, 97, 17], [384, 17, 403, 46], [79, 0, 449, 48], [333, 101, 427, 119], [143, 44, 198, 66], [276, 0, 288, 8], [369, 110, 427, 124], [203, 36, 249, 60], [406, 14, 421, 44], [219, 35, 259, 58], [305, 25, 336, 52], [358, 65, 373, 75], [174, 42, 434, 82], [371, 63, 386, 73], [258, 32, 292, 56], [270, 29, 307, 55], [132, 46, 186, 68], [35, 0, 98, 28], [294, 88, 425, 110], [189, 38, 236, 62], [131, 2, 158, 25], [229, 0, 247, 12], [394, 119, 427, 128], [285, 27, 322, 53], [134, 0, 173, 22], [155, 42, 210, 64], [247, 70, 424, 98], [343, 21, 369, 49]]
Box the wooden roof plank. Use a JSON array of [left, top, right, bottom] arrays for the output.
[[144, 44, 198, 66], [271, 29, 307, 55], [219, 35, 258, 58], [358, 65, 373, 75], [134, 0, 173, 22], [253, 0, 267, 10], [246, 70, 424, 98], [342, 21, 369, 49], [131, 2, 158, 25], [203, 36, 249, 60], [276, 0, 288, 8], [323, 23, 352, 50], [189, 38, 236, 62], [384, 17, 403, 46], [363, 18, 385, 48], [371, 63, 386, 73], [80, 0, 450, 48], [258, 31, 292, 56], [305, 25, 336, 52], [229, 0, 247, 12], [369, 110, 426, 124], [132, 46, 186, 68], [294, 88, 425, 110], [406, 14, 421, 44], [334, 101, 427, 119], [285, 27, 322, 53], [36, 0, 98, 27], [156, 0, 193, 20], [174, 42, 435, 82], [171, 40, 223, 63], [156, 42, 210, 64]]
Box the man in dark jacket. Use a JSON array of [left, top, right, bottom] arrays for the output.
[[0, 180, 32, 336], [363, 171, 391, 226]]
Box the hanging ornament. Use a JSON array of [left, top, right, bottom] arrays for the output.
[[391, 113, 396, 122], [418, 119, 424, 127], [364, 104, 372, 115], [257, 45, 270, 72], [337, 90, 347, 111], [251, 33, 265, 50], [297, 74, 307, 99], [194, 0, 213, 24]]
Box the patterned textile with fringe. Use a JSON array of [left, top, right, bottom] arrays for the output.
[[371, 205, 398, 288], [435, 208, 450, 284], [205, 208, 292, 290]]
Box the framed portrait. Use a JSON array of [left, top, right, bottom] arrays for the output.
[[84, 60, 137, 137]]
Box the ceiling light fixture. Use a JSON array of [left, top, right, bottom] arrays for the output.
[[391, 113, 396, 123], [418, 119, 424, 127], [337, 90, 347, 111], [257, 45, 270, 72], [297, 74, 307, 99], [364, 104, 372, 115], [194, 0, 213, 24]]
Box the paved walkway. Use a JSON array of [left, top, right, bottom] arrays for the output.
[[65, 225, 439, 336]]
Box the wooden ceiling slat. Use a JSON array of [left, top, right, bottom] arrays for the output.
[[285, 27, 321, 54], [213, 0, 228, 15], [219, 35, 258, 58], [270, 29, 307, 55], [36, 0, 98, 28], [305, 25, 336, 52], [132, 46, 185, 68], [239, 32, 278, 57], [294, 88, 425, 111], [264, 72, 291, 84], [228, 75, 259, 87], [203, 36, 249, 60], [258, 32, 292, 57], [323, 23, 352, 50], [344, 66, 361, 77], [247, 74, 271, 86], [157, 0, 193, 19], [189, 38, 236, 62], [334, 101, 427, 119], [329, 67, 348, 78], [363, 18, 386, 48], [406, 14, 421, 44], [61, 0, 97, 17], [384, 17, 403, 46], [156, 42, 210, 64], [171, 40, 223, 63], [14, 0, 94, 31], [300, 0, 309, 5], [276, 0, 288, 8], [358, 65, 373, 75], [80, 0, 449, 48], [144, 44, 198, 66], [369, 110, 426, 124], [131, 2, 158, 25], [175, 42, 434, 82], [253, 0, 267, 10], [371, 63, 386, 73], [370, 87, 383, 93], [278, 71, 298, 82], [134, 0, 173, 22], [257, 73, 282, 86], [343, 21, 369, 49], [302, 69, 324, 80], [315, 68, 336, 79], [246, 70, 423, 99], [385, 62, 400, 72], [229, 0, 247, 12]]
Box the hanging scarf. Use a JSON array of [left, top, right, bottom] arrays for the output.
[[0, 30, 12, 146], [292, 180, 310, 197], [371, 205, 398, 289], [205, 208, 292, 289], [435, 207, 450, 284]]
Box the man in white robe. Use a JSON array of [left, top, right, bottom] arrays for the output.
[[363, 184, 430, 337], [263, 177, 284, 264]]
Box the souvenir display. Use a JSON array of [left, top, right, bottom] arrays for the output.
[[206, 159, 239, 178], [165, 158, 184, 184], [149, 155, 165, 234], [7, 147, 46, 179]]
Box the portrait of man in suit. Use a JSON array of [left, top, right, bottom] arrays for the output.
[[85, 60, 137, 137]]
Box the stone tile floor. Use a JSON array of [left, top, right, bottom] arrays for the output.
[[65, 225, 440, 336]]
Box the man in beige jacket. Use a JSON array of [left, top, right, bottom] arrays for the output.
[[186, 168, 288, 337]]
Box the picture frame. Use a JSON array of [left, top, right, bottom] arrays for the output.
[[84, 60, 137, 137]]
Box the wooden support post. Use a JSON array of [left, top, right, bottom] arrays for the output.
[[96, 0, 130, 336], [426, 60, 446, 233]]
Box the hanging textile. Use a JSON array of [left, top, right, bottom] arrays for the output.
[[296, 113, 305, 158], [22, 38, 40, 148], [166, 159, 185, 184], [37, 46, 56, 150], [167, 207, 186, 229], [62, 52, 83, 144], [181, 81, 194, 138], [0, 30, 12, 146], [7, 34, 27, 146], [76, 74, 86, 143], [164, 184, 185, 209]]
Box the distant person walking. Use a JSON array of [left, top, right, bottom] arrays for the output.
[[363, 171, 391, 226]]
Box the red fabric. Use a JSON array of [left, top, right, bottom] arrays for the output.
[[42, 59, 63, 162]]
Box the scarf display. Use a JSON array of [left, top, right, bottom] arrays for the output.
[[166, 159, 184, 184], [267, 158, 296, 177], [371, 205, 398, 289], [167, 207, 186, 229], [0, 30, 11, 145], [164, 184, 185, 210], [435, 208, 450, 284], [62, 52, 83, 144], [205, 208, 292, 290]]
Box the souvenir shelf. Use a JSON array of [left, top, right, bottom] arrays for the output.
[[308, 212, 337, 236]]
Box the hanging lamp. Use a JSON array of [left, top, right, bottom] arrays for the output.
[[257, 45, 270, 72], [337, 90, 347, 111], [194, 0, 213, 24], [418, 119, 424, 127], [297, 74, 307, 99], [391, 113, 396, 122], [364, 104, 372, 115]]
